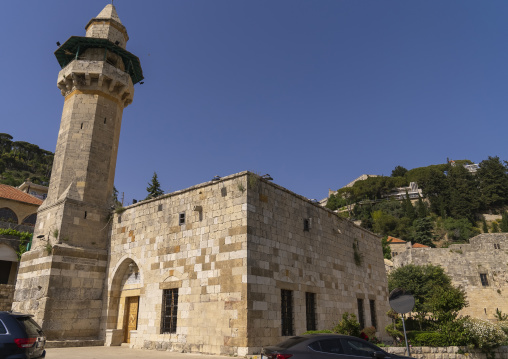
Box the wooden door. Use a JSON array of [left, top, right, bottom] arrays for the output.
[[123, 296, 139, 343]]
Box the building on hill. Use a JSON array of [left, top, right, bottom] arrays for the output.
[[12, 4, 391, 355], [392, 234, 508, 321], [17, 180, 48, 201], [0, 184, 43, 310], [386, 236, 429, 259], [382, 182, 423, 201]]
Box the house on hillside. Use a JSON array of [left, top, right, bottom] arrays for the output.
[[0, 184, 43, 310], [17, 180, 48, 201]]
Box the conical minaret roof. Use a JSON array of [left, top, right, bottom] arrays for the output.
[[95, 4, 123, 24], [85, 3, 129, 48]]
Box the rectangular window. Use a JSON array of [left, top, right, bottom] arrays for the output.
[[161, 288, 178, 333], [480, 273, 489, 286], [494, 243, 501, 249], [179, 212, 185, 225], [369, 300, 377, 329], [357, 298, 365, 329], [303, 219, 310, 231], [158, 204, 163, 212], [306, 292, 316, 331], [281, 289, 294, 336]]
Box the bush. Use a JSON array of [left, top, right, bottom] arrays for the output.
[[463, 318, 507, 349], [410, 332, 448, 347], [302, 330, 333, 335], [333, 312, 361, 337]]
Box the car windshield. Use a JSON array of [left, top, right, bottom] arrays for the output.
[[275, 336, 309, 349], [16, 317, 42, 337]]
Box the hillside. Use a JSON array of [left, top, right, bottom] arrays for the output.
[[0, 133, 53, 187], [326, 157, 508, 249]]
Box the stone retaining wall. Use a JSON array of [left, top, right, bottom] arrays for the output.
[[386, 346, 508, 359], [0, 284, 14, 310]]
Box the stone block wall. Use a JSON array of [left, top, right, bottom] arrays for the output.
[[107, 172, 249, 355], [246, 176, 390, 349], [386, 346, 508, 359], [393, 234, 508, 320], [106, 172, 390, 355], [0, 284, 14, 310], [12, 245, 108, 340]]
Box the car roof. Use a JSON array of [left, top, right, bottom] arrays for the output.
[[0, 311, 34, 318]]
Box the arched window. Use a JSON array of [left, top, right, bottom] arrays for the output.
[[22, 213, 37, 226], [0, 208, 18, 224]]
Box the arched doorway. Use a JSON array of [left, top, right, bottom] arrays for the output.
[[106, 258, 143, 345]]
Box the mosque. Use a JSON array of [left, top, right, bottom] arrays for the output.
[[12, 4, 389, 355]]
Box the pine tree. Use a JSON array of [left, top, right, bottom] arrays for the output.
[[492, 222, 499, 233], [477, 156, 508, 209], [146, 172, 164, 199], [415, 197, 428, 218], [412, 217, 434, 247]]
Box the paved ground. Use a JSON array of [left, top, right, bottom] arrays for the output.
[[45, 346, 235, 359]]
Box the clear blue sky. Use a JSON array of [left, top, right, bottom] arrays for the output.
[[1, 1, 507, 204]]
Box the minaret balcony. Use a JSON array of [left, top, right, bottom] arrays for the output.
[[57, 60, 134, 107]]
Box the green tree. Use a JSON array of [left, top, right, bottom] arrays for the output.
[[415, 197, 428, 218], [477, 156, 508, 209], [492, 221, 500, 233], [418, 167, 449, 217], [372, 210, 398, 236], [381, 236, 391, 260], [443, 218, 479, 242], [401, 191, 415, 221], [391, 165, 408, 178], [447, 165, 480, 223], [412, 217, 434, 247], [146, 172, 164, 199], [500, 212, 508, 232], [388, 264, 467, 328]]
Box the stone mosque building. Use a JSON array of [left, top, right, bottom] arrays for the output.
[[12, 5, 390, 355]]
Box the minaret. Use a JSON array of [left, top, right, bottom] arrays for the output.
[[13, 4, 142, 343]]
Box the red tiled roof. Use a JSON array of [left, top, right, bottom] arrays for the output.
[[412, 243, 429, 248], [387, 236, 406, 243], [0, 184, 43, 205]]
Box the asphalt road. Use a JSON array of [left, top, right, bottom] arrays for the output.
[[45, 346, 236, 359]]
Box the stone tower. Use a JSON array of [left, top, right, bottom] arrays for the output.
[[13, 4, 142, 343]]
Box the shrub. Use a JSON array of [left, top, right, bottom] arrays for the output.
[[463, 318, 507, 349], [302, 330, 333, 335], [410, 332, 448, 347], [333, 312, 361, 337]]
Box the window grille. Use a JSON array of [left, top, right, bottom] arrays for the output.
[[306, 292, 316, 331], [357, 298, 365, 329], [281, 289, 294, 336], [161, 288, 178, 333], [480, 273, 489, 286], [179, 212, 185, 225], [369, 300, 377, 329]]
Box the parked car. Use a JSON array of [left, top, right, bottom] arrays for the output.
[[0, 311, 46, 359], [263, 334, 413, 359]]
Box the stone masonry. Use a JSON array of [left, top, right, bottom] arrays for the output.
[[12, 4, 391, 355], [393, 233, 508, 321], [104, 172, 390, 355], [12, 4, 141, 342]]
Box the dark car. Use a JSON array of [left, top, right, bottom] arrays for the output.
[[263, 334, 413, 359], [0, 311, 46, 359]]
